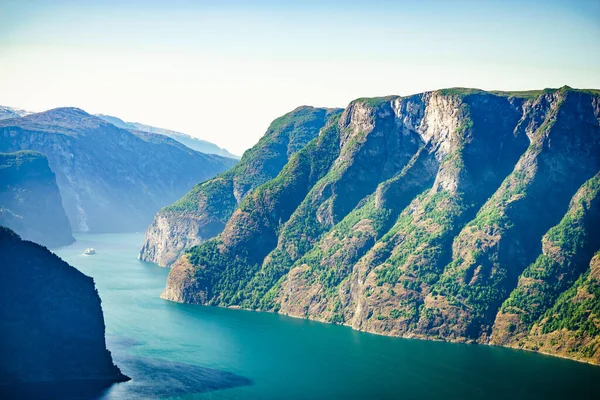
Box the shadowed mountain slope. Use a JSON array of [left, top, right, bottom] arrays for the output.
[[0, 108, 237, 233]]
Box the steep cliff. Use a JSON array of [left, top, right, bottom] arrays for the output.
[[0, 227, 128, 387], [162, 86, 600, 364], [0, 150, 74, 247], [490, 174, 600, 364], [140, 106, 341, 266], [508, 252, 600, 365], [0, 108, 236, 233]]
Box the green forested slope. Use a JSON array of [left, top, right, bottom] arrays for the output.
[[140, 106, 341, 266], [162, 87, 600, 364]]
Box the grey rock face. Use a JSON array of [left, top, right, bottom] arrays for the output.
[[96, 114, 240, 159], [160, 87, 600, 364]]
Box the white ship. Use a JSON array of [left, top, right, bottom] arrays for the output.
[[84, 247, 96, 255]]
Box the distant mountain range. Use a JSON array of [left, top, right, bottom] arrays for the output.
[[153, 86, 600, 365], [0, 108, 237, 233], [0, 106, 32, 120], [0, 106, 239, 159], [96, 114, 240, 159]]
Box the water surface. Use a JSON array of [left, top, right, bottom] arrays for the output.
[[53, 233, 599, 399]]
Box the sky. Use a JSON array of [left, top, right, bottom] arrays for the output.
[[1, 0, 599, 155]]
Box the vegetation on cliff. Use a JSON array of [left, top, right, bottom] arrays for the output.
[[140, 106, 342, 266], [162, 87, 600, 364]]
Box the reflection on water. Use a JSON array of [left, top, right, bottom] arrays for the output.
[[102, 336, 252, 399], [1, 336, 252, 400], [42, 233, 599, 400]]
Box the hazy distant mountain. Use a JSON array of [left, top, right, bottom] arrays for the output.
[[0, 106, 32, 120], [0, 150, 74, 247], [159, 86, 600, 365], [0, 108, 237, 233], [96, 114, 240, 159]]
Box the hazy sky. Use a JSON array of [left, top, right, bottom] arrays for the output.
[[1, 0, 599, 154]]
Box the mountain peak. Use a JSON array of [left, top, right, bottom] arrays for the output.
[[0, 105, 33, 121], [0, 107, 111, 134]]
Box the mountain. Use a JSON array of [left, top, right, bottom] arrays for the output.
[[0, 106, 31, 120], [160, 86, 600, 365], [0, 150, 74, 247], [0, 108, 237, 233], [96, 114, 239, 159], [0, 227, 128, 389], [139, 106, 342, 266]]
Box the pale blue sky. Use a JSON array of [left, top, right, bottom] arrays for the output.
[[1, 0, 598, 154]]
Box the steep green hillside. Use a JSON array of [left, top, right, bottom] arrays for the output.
[[161, 87, 600, 364], [0, 150, 74, 247], [518, 252, 600, 364], [420, 90, 600, 342], [140, 106, 341, 266], [490, 174, 600, 363]]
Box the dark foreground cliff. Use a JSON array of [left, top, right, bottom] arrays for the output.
[[0, 150, 74, 248], [0, 227, 128, 389], [160, 86, 600, 365]]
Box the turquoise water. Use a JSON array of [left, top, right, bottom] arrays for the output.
[[53, 233, 599, 400]]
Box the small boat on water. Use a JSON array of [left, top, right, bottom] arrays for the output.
[[84, 248, 96, 255]]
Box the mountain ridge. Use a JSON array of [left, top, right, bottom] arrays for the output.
[[158, 86, 600, 365], [96, 114, 239, 159], [139, 105, 342, 266], [0, 107, 236, 233]]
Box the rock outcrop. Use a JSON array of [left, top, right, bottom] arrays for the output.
[[161, 86, 600, 364], [140, 106, 342, 266], [0, 227, 128, 387], [0, 108, 236, 233], [0, 150, 74, 247]]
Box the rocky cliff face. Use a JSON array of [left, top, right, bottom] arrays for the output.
[[161, 87, 600, 364], [140, 106, 342, 266], [0, 108, 236, 233], [490, 174, 600, 364], [0, 227, 128, 387], [0, 150, 74, 247]]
